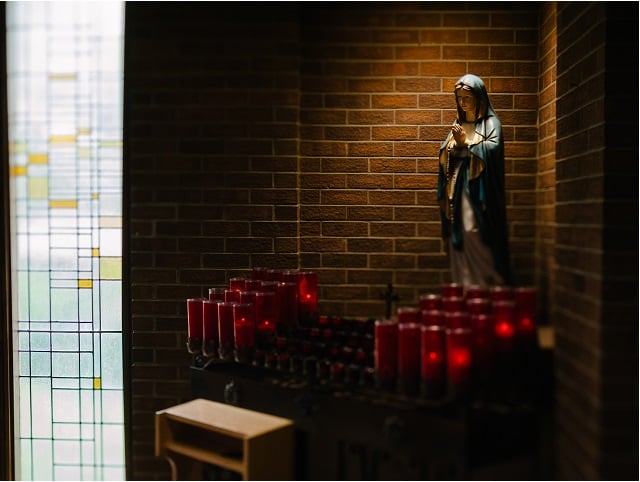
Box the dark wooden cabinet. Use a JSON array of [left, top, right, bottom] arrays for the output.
[[191, 359, 547, 480]]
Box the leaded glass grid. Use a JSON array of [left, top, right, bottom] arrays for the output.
[[6, 2, 125, 480]]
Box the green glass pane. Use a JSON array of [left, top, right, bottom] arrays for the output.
[[79, 289, 92, 322], [80, 353, 93, 378], [51, 288, 78, 322], [51, 332, 78, 352], [28, 272, 50, 321], [30, 331, 50, 351], [100, 281, 121, 331], [51, 352, 79, 378], [19, 351, 30, 377], [100, 334, 122, 389], [18, 379, 32, 438], [30, 352, 51, 377]]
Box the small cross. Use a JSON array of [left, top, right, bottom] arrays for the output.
[[379, 283, 400, 320]]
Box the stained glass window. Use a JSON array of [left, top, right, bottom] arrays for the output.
[[6, 2, 125, 480]]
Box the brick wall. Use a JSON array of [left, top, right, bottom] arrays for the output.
[[124, 2, 637, 480], [554, 2, 638, 479], [297, 3, 540, 317], [536, 3, 556, 324]]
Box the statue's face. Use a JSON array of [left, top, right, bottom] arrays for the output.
[[456, 90, 477, 118]]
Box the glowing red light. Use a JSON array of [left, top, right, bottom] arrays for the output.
[[519, 317, 534, 330], [495, 321, 514, 337], [450, 348, 470, 367], [426, 351, 442, 363]]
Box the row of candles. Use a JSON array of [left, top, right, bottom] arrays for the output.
[[376, 283, 538, 398], [186, 267, 538, 400], [186, 268, 319, 360]]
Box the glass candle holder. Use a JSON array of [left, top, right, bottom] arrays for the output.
[[442, 283, 464, 298], [217, 301, 237, 361], [492, 299, 516, 353], [254, 291, 277, 348], [398, 322, 421, 396], [470, 313, 495, 382], [186, 298, 205, 354], [421, 309, 444, 327], [444, 311, 470, 330], [260, 280, 279, 293], [466, 297, 491, 315], [224, 289, 241, 303], [442, 296, 465, 313], [419, 293, 442, 311], [489, 285, 514, 302], [251, 266, 269, 281], [514, 286, 538, 339], [228, 277, 247, 291], [202, 300, 219, 358], [208, 287, 226, 302], [234, 302, 255, 363], [297, 271, 318, 323], [374, 319, 398, 390], [446, 327, 473, 398], [421, 325, 446, 399], [244, 279, 262, 292], [276, 281, 298, 336], [397, 306, 421, 325], [466, 284, 490, 300]]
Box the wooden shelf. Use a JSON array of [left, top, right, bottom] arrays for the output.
[[156, 398, 294, 480]]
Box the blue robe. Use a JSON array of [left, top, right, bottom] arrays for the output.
[[437, 74, 514, 286]]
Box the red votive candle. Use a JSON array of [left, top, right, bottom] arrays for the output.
[[470, 313, 495, 379], [276, 281, 298, 335], [421, 325, 446, 398], [442, 296, 465, 313], [490, 285, 514, 302], [466, 285, 490, 300], [398, 322, 421, 396], [442, 283, 464, 298], [234, 302, 255, 363], [255, 291, 277, 346], [397, 306, 421, 325], [421, 309, 444, 327], [251, 267, 269, 281], [466, 297, 491, 315], [186, 298, 205, 354], [244, 279, 262, 292], [419, 293, 442, 311], [446, 327, 473, 397], [208, 287, 226, 301], [217, 301, 237, 361], [260, 280, 279, 293], [239, 290, 258, 323], [202, 300, 219, 358], [374, 319, 398, 390], [297, 271, 318, 322], [224, 289, 241, 303], [444, 311, 470, 330], [229, 277, 246, 291], [492, 299, 516, 352], [514, 286, 538, 339]]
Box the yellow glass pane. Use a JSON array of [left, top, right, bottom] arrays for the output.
[[93, 378, 102, 390], [78, 279, 93, 289], [100, 257, 122, 280], [28, 177, 48, 200], [29, 153, 48, 164], [10, 166, 27, 177], [49, 200, 78, 209]]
